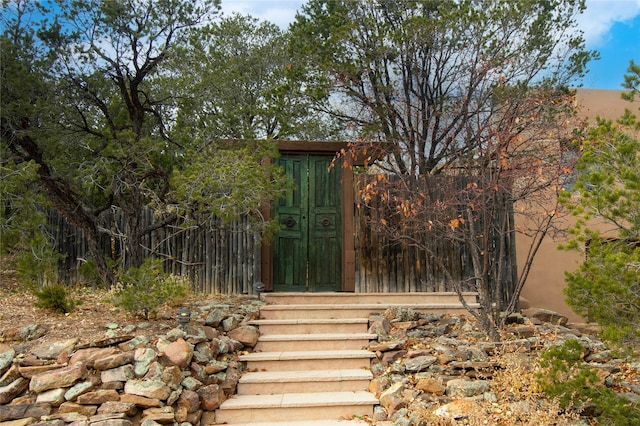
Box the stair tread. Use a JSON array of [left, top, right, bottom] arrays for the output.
[[258, 333, 376, 341], [260, 303, 479, 309], [240, 369, 372, 383], [239, 350, 375, 362], [250, 318, 369, 325], [222, 420, 370, 425], [219, 391, 378, 410]]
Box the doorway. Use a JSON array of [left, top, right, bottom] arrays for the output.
[[273, 154, 342, 292]]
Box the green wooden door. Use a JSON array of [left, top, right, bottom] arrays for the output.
[[273, 154, 342, 292]]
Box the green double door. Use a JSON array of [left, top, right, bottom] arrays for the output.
[[273, 154, 342, 292]]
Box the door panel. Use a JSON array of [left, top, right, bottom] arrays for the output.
[[273, 154, 342, 292], [273, 156, 308, 292], [308, 155, 342, 292]]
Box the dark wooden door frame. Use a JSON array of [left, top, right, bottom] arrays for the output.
[[261, 141, 355, 292]]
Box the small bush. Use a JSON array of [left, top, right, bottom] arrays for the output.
[[112, 258, 189, 317], [32, 283, 78, 314], [535, 339, 640, 425]]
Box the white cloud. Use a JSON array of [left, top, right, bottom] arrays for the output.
[[578, 0, 640, 46], [219, 0, 303, 28]]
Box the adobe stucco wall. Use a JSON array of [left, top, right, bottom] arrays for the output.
[[518, 89, 635, 322]]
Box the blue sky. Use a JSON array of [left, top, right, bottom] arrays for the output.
[[219, 0, 640, 90]]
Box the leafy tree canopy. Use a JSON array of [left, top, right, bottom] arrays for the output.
[[1, 1, 308, 287], [291, 0, 595, 340]]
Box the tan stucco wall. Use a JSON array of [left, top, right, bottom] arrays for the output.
[[518, 89, 637, 321]]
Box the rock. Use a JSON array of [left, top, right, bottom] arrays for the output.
[[141, 406, 175, 423], [29, 362, 87, 393], [585, 350, 613, 363], [0, 364, 21, 388], [446, 378, 491, 398], [403, 356, 437, 373], [415, 377, 445, 395], [382, 306, 420, 322], [0, 418, 39, 426], [523, 308, 568, 326], [58, 401, 98, 416], [17, 364, 63, 379], [227, 326, 259, 348], [369, 341, 404, 352], [76, 389, 120, 405], [63, 380, 94, 401], [54, 411, 90, 423], [218, 335, 243, 353], [368, 318, 392, 337], [177, 388, 201, 413], [381, 350, 407, 365], [369, 376, 391, 396], [101, 364, 135, 383], [449, 361, 500, 371], [393, 321, 417, 330], [159, 338, 193, 368], [93, 352, 135, 371], [143, 361, 164, 381], [124, 379, 171, 400], [161, 365, 182, 390], [35, 388, 66, 406], [0, 403, 51, 422], [0, 378, 29, 404], [220, 362, 241, 393], [379, 381, 407, 414], [18, 324, 49, 341], [222, 315, 241, 332], [204, 307, 229, 327], [434, 399, 479, 420], [69, 347, 119, 368], [120, 393, 162, 408], [118, 335, 149, 351], [89, 412, 132, 426], [197, 384, 225, 410], [0, 349, 15, 375], [97, 401, 138, 416], [31, 338, 78, 360], [506, 325, 537, 338], [204, 360, 228, 374]]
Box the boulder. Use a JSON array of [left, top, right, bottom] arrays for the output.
[[227, 326, 259, 348], [523, 308, 568, 326], [29, 362, 87, 393], [446, 378, 491, 398], [159, 338, 193, 369]]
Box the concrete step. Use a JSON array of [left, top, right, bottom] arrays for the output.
[[221, 421, 370, 426], [254, 333, 377, 352], [240, 349, 375, 372], [249, 318, 369, 335], [259, 303, 477, 319], [263, 291, 478, 305], [214, 391, 378, 424], [238, 369, 372, 394]]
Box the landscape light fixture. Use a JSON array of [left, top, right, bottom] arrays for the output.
[[176, 307, 191, 328], [253, 282, 265, 301]]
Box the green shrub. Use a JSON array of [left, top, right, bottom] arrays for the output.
[[32, 283, 78, 314], [535, 339, 640, 425], [564, 239, 640, 345], [111, 258, 189, 317]]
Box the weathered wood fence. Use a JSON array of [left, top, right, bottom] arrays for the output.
[[49, 208, 260, 294], [353, 175, 518, 303], [50, 181, 517, 301]]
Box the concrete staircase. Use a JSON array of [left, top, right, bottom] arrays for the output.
[[214, 292, 478, 425]]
